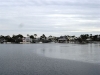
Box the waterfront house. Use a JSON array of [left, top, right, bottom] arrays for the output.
[[21, 37, 32, 44], [0, 39, 4, 43], [58, 37, 67, 43]]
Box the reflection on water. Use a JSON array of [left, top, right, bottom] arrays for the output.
[[36, 43, 100, 64]]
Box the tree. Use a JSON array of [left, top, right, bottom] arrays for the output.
[[30, 35, 34, 39], [80, 34, 88, 41], [4, 35, 15, 42], [40, 34, 47, 43], [48, 35, 53, 42], [11, 34, 23, 43], [42, 34, 46, 40], [90, 34, 92, 39], [17, 34, 23, 38], [34, 34, 37, 39], [99, 35, 100, 41], [92, 35, 98, 41]]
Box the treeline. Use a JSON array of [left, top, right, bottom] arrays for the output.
[[0, 34, 100, 43], [76, 34, 100, 43], [0, 34, 24, 43], [0, 34, 55, 43]]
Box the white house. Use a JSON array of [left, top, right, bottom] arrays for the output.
[[21, 37, 32, 44]]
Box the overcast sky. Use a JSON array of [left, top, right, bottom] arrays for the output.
[[0, 0, 100, 37]]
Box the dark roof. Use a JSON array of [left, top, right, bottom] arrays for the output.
[[58, 38, 67, 40]]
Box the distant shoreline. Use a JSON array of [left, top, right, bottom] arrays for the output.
[[0, 41, 100, 44], [0, 34, 100, 44]]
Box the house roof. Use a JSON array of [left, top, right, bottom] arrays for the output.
[[58, 38, 67, 40]]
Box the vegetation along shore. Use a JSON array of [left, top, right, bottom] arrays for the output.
[[0, 34, 100, 44]]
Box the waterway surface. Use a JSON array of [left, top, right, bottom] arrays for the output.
[[0, 43, 100, 75]]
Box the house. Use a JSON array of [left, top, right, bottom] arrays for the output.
[[21, 37, 32, 44], [58, 37, 67, 43], [86, 38, 92, 43], [0, 39, 4, 43], [0, 37, 6, 44], [67, 36, 75, 41]]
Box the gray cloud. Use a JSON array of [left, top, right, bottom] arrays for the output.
[[0, 0, 100, 36]]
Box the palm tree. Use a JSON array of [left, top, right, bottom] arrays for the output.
[[34, 34, 37, 39], [48, 35, 53, 42], [39, 34, 46, 42], [42, 34, 46, 40]]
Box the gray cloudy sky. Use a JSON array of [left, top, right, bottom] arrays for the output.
[[0, 0, 100, 36]]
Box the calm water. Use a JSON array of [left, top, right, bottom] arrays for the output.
[[36, 43, 100, 64], [0, 43, 100, 75]]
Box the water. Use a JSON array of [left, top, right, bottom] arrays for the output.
[[0, 43, 100, 75], [36, 43, 100, 64]]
